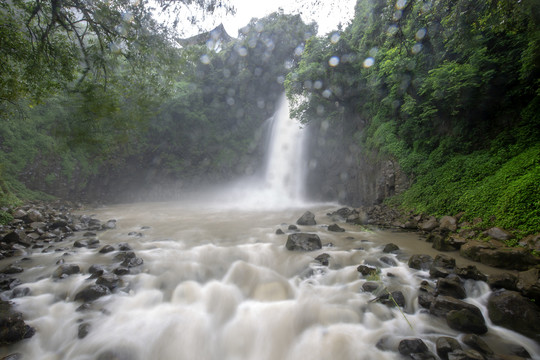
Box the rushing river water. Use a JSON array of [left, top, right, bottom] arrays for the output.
[[2, 96, 539, 359], [1, 202, 539, 359]]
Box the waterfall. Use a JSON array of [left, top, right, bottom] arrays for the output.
[[263, 93, 306, 205]]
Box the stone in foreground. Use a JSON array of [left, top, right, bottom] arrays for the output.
[[285, 233, 321, 251]]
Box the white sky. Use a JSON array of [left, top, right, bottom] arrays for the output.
[[167, 0, 358, 37]]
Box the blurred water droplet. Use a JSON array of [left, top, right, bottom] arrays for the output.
[[314, 80, 323, 89], [415, 28, 427, 41], [393, 10, 403, 21], [363, 57, 374, 68], [236, 46, 248, 56], [276, 75, 285, 84], [285, 60, 294, 69], [387, 25, 399, 36], [304, 80, 313, 89], [294, 45, 304, 56], [200, 54, 210, 64], [369, 47, 378, 57], [316, 105, 325, 115], [226, 97, 235, 106], [396, 0, 408, 10], [411, 43, 423, 54], [330, 32, 340, 44], [328, 56, 340, 67]]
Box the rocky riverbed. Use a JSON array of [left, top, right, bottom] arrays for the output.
[[0, 203, 539, 359]]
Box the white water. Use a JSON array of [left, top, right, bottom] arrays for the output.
[[1, 98, 539, 359]]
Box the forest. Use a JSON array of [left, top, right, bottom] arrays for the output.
[[1, 0, 539, 237]]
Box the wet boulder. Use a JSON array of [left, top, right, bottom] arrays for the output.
[[383, 243, 399, 253], [516, 268, 540, 302], [419, 217, 439, 231], [455, 265, 487, 282], [430, 296, 487, 334], [96, 273, 121, 290], [461, 334, 493, 356], [436, 337, 462, 360], [314, 253, 330, 266], [447, 349, 484, 360], [74, 284, 111, 302], [285, 233, 321, 251], [296, 211, 316, 226], [99, 245, 115, 254], [485, 227, 514, 241], [487, 272, 518, 291], [102, 220, 117, 230], [52, 264, 80, 279], [357, 264, 378, 277], [121, 257, 144, 268], [487, 289, 540, 341], [436, 274, 466, 299], [327, 224, 345, 232], [439, 216, 457, 231], [0, 300, 35, 345], [408, 254, 434, 271], [429, 254, 456, 278], [398, 339, 436, 359]]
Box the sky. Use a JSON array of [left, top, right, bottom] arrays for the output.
[[167, 0, 358, 38]]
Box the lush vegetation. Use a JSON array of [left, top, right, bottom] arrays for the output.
[[285, 0, 540, 235], [0, 0, 315, 205]]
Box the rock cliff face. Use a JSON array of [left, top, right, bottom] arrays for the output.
[[301, 116, 409, 206]]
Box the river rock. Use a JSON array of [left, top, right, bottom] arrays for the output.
[[431, 233, 455, 252], [398, 339, 434, 358], [436, 337, 462, 360], [74, 284, 111, 302], [327, 224, 345, 232], [439, 216, 457, 231], [383, 243, 399, 253], [436, 275, 466, 299], [487, 289, 540, 341], [357, 264, 378, 277], [118, 242, 132, 251], [486, 227, 514, 241], [314, 253, 330, 266], [418, 281, 436, 309], [408, 254, 434, 270], [25, 209, 44, 223], [2, 230, 27, 245], [461, 334, 493, 356], [446, 308, 488, 334], [379, 290, 405, 307], [285, 233, 321, 251], [96, 273, 121, 290], [430, 254, 456, 278], [379, 256, 397, 266], [296, 211, 316, 225], [487, 272, 518, 291], [275, 229, 284, 235], [99, 245, 115, 254], [516, 268, 540, 302], [78, 323, 90, 339], [0, 300, 35, 345], [1, 265, 23, 275], [52, 264, 80, 279], [362, 281, 380, 292], [102, 220, 117, 230], [419, 217, 439, 231], [455, 265, 487, 282], [121, 256, 143, 268]]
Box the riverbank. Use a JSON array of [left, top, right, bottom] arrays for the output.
[[0, 202, 538, 359]]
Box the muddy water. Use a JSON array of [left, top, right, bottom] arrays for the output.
[[1, 202, 538, 360]]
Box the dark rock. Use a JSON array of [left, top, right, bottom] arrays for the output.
[[487, 273, 518, 291], [479, 247, 537, 271], [25, 209, 44, 223], [327, 224, 345, 232], [408, 254, 434, 270], [296, 211, 316, 226], [379, 290, 405, 307], [430, 254, 456, 278], [114, 251, 136, 262], [383, 243, 399, 253], [74, 284, 111, 302], [447, 349, 484, 360], [487, 290, 540, 341], [287, 224, 298, 231], [455, 266, 487, 282], [462, 334, 493, 355], [446, 308, 488, 334], [73, 240, 89, 248], [121, 257, 143, 268], [1, 265, 23, 275], [2, 230, 26, 245], [447, 236, 467, 249], [88, 264, 106, 276], [0, 300, 35, 345], [486, 227, 514, 241], [118, 243, 132, 251], [99, 245, 115, 254], [357, 264, 378, 277], [460, 241, 493, 262], [380, 256, 398, 266], [362, 282, 380, 292], [50, 219, 68, 229], [96, 273, 121, 290], [113, 267, 130, 276], [78, 323, 90, 339], [127, 232, 142, 237], [418, 292, 435, 309], [0, 276, 21, 291], [429, 295, 485, 321], [275, 229, 284, 235], [436, 337, 462, 360], [431, 233, 455, 252], [83, 231, 97, 237], [314, 253, 330, 266], [96, 348, 137, 360], [53, 264, 81, 279], [516, 268, 540, 302], [436, 275, 467, 299], [1, 353, 24, 360], [398, 338, 430, 357], [506, 343, 531, 358], [285, 233, 322, 251]]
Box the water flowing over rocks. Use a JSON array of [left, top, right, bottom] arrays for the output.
[[0, 203, 538, 359]]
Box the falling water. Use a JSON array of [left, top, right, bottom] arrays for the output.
[[263, 93, 306, 205]]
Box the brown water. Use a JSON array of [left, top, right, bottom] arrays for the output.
[[1, 201, 538, 360]]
